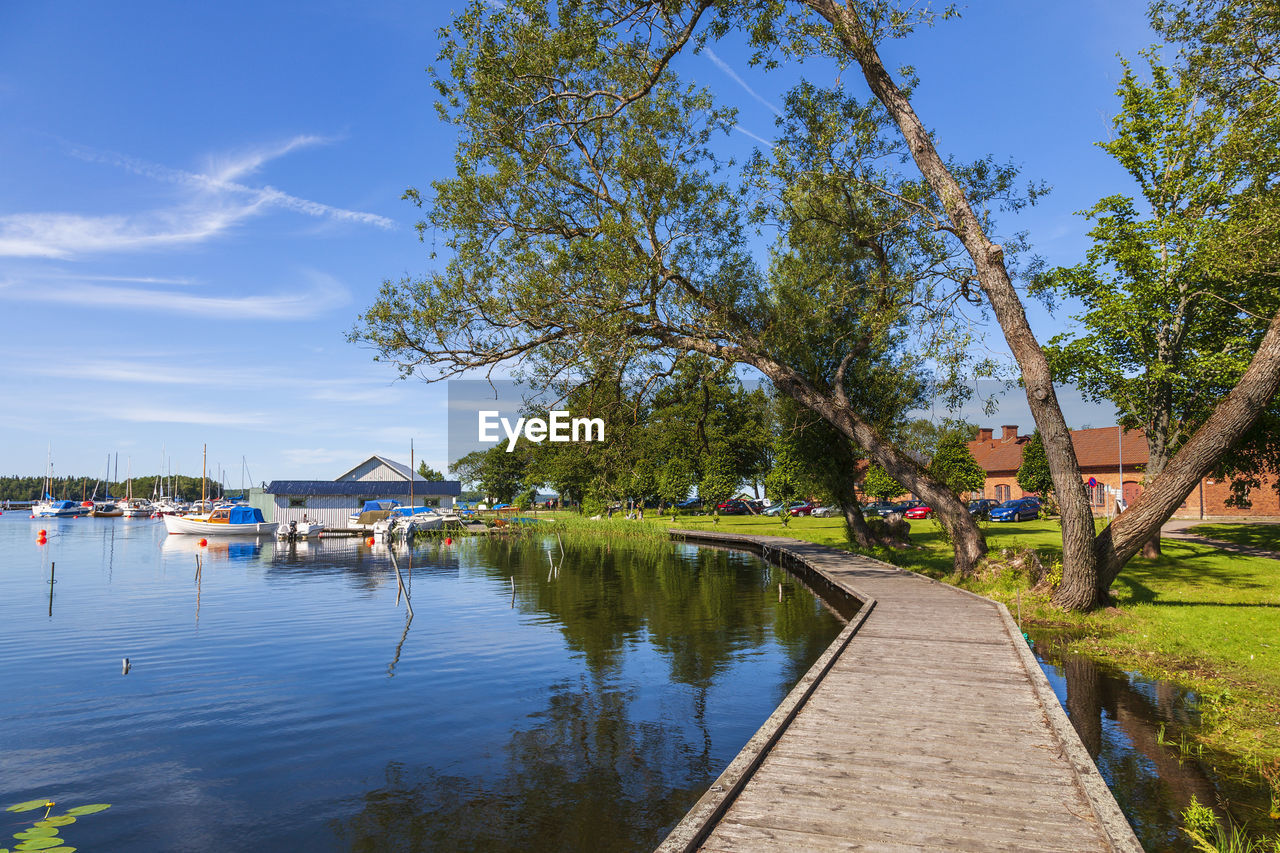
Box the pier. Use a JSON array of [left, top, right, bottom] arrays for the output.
[[660, 531, 1141, 853]]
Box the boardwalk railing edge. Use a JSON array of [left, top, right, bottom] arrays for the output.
[[657, 529, 1142, 853], [655, 530, 877, 853]]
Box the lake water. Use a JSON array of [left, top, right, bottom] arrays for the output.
[[1032, 630, 1280, 851], [0, 514, 843, 852]]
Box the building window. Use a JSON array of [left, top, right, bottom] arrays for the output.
[[995, 484, 1010, 502], [289, 497, 307, 508], [1091, 484, 1106, 507]]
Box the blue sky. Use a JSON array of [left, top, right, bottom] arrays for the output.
[[0, 1, 1146, 484]]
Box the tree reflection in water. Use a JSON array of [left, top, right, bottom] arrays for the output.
[[333, 679, 711, 852], [1033, 631, 1278, 851], [333, 537, 843, 852]]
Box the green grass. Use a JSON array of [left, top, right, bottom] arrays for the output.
[[632, 511, 1280, 766], [1189, 523, 1280, 553]]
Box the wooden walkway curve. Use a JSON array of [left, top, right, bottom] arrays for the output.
[[658, 531, 1142, 853]]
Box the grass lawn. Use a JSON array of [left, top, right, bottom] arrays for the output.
[[635, 512, 1280, 768], [1188, 522, 1280, 553]]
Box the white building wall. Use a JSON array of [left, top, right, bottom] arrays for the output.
[[271, 493, 455, 527], [339, 459, 394, 482], [272, 496, 364, 529]]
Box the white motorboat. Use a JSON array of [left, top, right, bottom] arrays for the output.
[[348, 499, 402, 528], [276, 519, 324, 539], [163, 505, 277, 536], [122, 499, 154, 518]]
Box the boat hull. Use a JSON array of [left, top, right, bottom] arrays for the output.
[[163, 514, 277, 536], [276, 521, 324, 539]]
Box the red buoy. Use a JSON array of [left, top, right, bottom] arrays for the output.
[[39, 529, 47, 537], [366, 536, 375, 546], [199, 538, 208, 546], [445, 537, 452, 545]]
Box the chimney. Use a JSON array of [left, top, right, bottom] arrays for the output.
[[978, 428, 994, 442], [1001, 425, 1018, 442]]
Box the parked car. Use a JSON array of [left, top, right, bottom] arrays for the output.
[[811, 505, 841, 518], [788, 502, 817, 516], [967, 498, 1000, 518], [880, 500, 923, 517], [989, 498, 1041, 522], [715, 499, 753, 515], [675, 497, 702, 511], [903, 504, 933, 519], [861, 501, 897, 517], [764, 501, 805, 516]]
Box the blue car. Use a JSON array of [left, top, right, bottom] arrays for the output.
[[989, 498, 1040, 522]]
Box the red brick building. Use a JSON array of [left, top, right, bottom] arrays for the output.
[[966, 425, 1280, 520]]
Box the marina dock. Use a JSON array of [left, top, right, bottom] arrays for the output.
[[660, 531, 1141, 853]]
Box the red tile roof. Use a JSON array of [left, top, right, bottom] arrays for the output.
[[967, 426, 1148, 474]]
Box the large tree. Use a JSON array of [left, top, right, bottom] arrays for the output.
[[355, 0, 1280, 608], [1040, 52, 1280, 557]]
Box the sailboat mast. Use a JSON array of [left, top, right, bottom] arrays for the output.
[[201, 444, 207, 510], [410, 439, 415, 508]]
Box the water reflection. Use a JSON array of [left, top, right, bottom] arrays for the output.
[[161, 534, 264, 562], [1031, 630, 1278, 851], [333, 677, 711, 853], [0, 519, 842, 852]]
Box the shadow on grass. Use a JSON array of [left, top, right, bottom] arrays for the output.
[[1186, 523, 1280, 552]]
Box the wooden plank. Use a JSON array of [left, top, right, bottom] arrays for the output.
[[655, 531, 1141, 853]]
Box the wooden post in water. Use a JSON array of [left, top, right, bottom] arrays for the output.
[[48, 561, 55, 617]]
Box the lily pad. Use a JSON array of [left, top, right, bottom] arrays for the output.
[[41, 849, 75, 853], [60, 805, 109, 817], [5, 802, 51, 813], [11, 829, 57, 840], [14, 838, 63, 851], [28, 820, 72, 830]]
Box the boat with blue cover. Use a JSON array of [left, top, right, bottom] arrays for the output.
[[163, 505, 277, 536]]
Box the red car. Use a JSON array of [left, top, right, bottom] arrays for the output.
[[788, 502, 817, 516], [903, 504, 933, 519]]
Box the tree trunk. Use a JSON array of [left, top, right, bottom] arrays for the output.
[[661, 333, 990, 574], [814, 1, 1102, 604], [1099, 309, 1280, 588], [842, 502, 875, 548]]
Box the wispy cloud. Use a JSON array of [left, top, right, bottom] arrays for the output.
[[281, 447, 348, 466], [704, 47, 783, 117], [0, 269, 349, 320], [116, 406, 269, 426], [0, 137, 394, 258]]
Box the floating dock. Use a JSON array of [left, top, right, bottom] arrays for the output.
[[660, 531, 1141, 853]]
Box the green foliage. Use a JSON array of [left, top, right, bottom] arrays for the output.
[[1037, 49, 1280, 491], [416, 462, 445, 481], [895, 418, 978, 463], [928, 435, 986, 497], [0, 473, 233, 502], [1181, 794, 1280, 852], [862, 465, 905, 501], [1016, 430, 1055, 496]]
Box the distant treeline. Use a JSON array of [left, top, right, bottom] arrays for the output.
[[0, 475, 237, 502]]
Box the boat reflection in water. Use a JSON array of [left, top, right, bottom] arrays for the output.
[[161, 534, 265, 562]]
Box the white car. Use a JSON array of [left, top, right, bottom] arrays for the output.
[[811, 505, 841, 517]]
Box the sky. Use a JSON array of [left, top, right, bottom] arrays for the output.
[[0, 1, 1149, 485]]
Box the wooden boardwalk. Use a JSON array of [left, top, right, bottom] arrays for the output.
[[659, 532, 1141, 853]]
